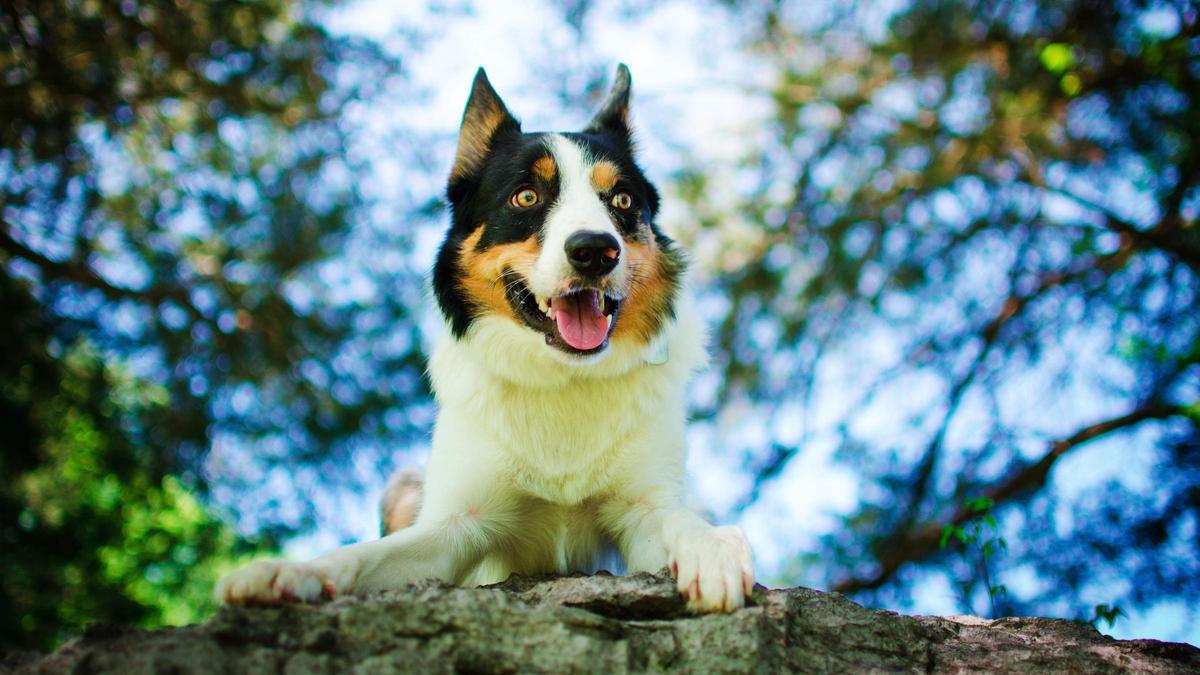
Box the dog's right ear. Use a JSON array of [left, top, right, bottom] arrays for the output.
[[451, 68, 520, 180], [584, 64, 632, 140]]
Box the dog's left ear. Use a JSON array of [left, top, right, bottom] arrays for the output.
[[584, 63, 632, 140], [452, 68, 520, 180]]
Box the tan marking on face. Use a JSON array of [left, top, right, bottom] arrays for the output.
[[452, 107, 509, 180], [457, 225, 541, 321], [590, 160, 621, 192], [532, 156, 557, 181], [611, 231, 676, 345]]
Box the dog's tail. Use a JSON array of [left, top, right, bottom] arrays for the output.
[[380, 467, 423, 536]]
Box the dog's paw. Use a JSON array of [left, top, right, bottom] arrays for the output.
[[668, 525, 755, 613], [214, 559, 346, 606]]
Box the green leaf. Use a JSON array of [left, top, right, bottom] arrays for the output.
[[965, 497, 995, 514], [939, 525, 955, 550], [1184, 401, 1200, 422], [1040, 43, 1076, 73], [1060, 73, 1083, 96], [1090, 604, 1127, 629]]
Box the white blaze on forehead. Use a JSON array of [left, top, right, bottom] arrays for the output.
[[529, 134, 626, 297]]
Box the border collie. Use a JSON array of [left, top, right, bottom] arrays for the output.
[[216, 65, 755, 613]]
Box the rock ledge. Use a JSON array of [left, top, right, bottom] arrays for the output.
[[5, 573, 1198, 673]]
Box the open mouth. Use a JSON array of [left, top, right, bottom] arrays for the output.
[[502, 270, 621, 355]]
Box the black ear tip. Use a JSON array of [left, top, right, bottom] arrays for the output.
[[611, 64, 631, 97], [583, 63, 633, 136], [468, 67, 507, 109], [472, 67, 500, 96]]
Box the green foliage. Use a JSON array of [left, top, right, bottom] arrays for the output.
[[1038, 41, 1083, 94], [1088, 603, 1127, 630], [0, 0, 410, 650], [939, 497, 1008, 616], [0, 290, 271, 650], [1038, 43, 1076, 73], [938, 497, 999, 550], [1071, 602, 1128, 632]]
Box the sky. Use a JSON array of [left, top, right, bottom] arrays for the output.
[[283, 0, 1200, 645]]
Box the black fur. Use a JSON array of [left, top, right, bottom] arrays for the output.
[[584, 63, 632, 138], [434, 65, 679, 339], [566, 131, 660, 239]]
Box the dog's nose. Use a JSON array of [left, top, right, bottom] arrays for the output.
[[565, 231, 620, 276]]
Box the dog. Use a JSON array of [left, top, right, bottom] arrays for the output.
[[215, 65, 755, 613]]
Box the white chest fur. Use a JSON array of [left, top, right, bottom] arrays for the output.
[[427, 297, 706, 506], [478, 365, 675, 503]]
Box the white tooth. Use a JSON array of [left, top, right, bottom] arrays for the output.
[[606, 314, 613, 330], [599, 294, 606, 314], [537, 296, 549, 315]]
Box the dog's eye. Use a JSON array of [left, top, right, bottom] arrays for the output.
[[511, 188, 539, 208], [610, 192, 633, 210]]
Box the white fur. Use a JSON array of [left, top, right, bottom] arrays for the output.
[[528, 135, 629, 299], [215, 141, 756, 614]]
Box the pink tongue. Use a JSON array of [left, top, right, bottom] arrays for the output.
[[553, 291, 608, 350]]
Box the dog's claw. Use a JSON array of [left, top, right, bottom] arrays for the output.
[[669, 525, 755, 613], [215, 559, 337, 606]]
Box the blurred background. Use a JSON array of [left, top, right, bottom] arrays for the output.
[[3, 0, 1198, 652]]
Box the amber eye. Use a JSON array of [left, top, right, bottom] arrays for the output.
[[511, 188, 539, 208], [610, 192, 633, 209]]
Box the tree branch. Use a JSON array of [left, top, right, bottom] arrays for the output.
[[0, 219, 205, 321], [736, 221, 1135, 518], [1034, 181, 1200, 272], [831, 401, 1188, 595]]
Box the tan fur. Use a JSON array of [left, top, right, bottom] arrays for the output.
[[590, 160, 620, 192], [380, 468, 423, 536], [457, 225, 540, 321], [452, 106, 509, 179], [613, 231, 674, 344], [533, 156, 557, 181]]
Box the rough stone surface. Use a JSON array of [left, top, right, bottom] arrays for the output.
[[5, 572, 1198, 673]]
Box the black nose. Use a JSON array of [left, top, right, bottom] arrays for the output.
[[565, 231, 620, 276]]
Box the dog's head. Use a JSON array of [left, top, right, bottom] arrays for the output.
[[434, 65, 684, 369]]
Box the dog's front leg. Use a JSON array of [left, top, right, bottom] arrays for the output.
[[606, 500, 755, 613], [215, 510, 498, 605]]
